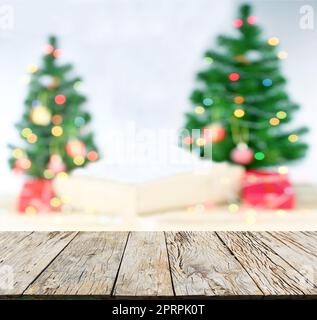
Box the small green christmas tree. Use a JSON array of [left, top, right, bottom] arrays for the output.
[[182, 4, 308, 168], [9, 35, 99, 179]]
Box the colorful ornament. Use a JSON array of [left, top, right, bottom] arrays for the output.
[[30, 105, 51, 126], [203, 124, 226, 143], [66, 140, 86, 157], [231, 143, 254, 165], [229, 72, 240, 81], [203, 98, 213, 106], [247, 16, 257, 25], [267, 37, 279, 46], [233, 19, 243, 28], [48, 154, 65, 173], [87, 151, 99, 162], [55, 94, 66, 105], [262, 78, 272, 87]]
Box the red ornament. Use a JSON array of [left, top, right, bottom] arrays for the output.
[[233, 19, 243, 28], [247, 16, 257, 25], [66, 140, 86, 157], [87, 150, 99, 162], [48, 154, 65, 173], [17, 179, 60, 213], [55, 94, 66, 105], [203, 124, 226, 143], [242, 170, 295, 209], [44, 44, 54, 55], [53, 49, 62, 58], [229, 72, 240, 81], [231, 143, 254, 165]]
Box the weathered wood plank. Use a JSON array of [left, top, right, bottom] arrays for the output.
[[258, 232, 317, 290], [25, 232, 129, 296], [0, 232, 76, 295], [113, 232, 173, 296], [166, 231, 262, 296], [217, 232, 316, 295]]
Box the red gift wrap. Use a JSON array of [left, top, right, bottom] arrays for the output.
[[18, 179, 59, 213], [241, 170, 295, 209]]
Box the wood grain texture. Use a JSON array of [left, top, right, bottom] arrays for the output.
[[113, 232, 173, 296], [259, 232, 317, 292], [0, 232, 76, 295], [166, 231, 262, 296], [217, 232, 316, 295], [25, 232, 128, 296]]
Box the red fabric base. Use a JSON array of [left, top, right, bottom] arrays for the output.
[[18, 179, 60, 213], [241, 169, 295, 210]]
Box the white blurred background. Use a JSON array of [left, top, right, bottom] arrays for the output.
[[1, 0, 317, 196]]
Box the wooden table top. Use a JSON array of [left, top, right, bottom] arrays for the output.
[[0, 231, 316, 298]]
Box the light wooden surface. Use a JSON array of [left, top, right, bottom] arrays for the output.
[[0, 232, 316, 298]]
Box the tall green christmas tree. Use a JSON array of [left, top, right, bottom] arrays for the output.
[[9, 36, 99, 179], [183, 4, 308, 168]]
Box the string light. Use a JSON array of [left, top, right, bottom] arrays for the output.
[[22, 128, 32, 138], [53, 49, 62, 58], [25, 206, 37, 215], [73, 81, 82, 90], [27, 64, 38, 74], [288, 134, 299, 143], [277, 51, 288, 59], [52, 114, 63, 125], [55, 94, 66, 105], [234, 96, 244, 104], [247, 15, 257, 25], [50, 197, 62, 208], [204, 57, 213, 64], [73, 155, 85, 166], [87, 151, 99, 161], [196, 138, 206, 146], [262, 78, 273, 87], [74, 116, 85, 127], [27, 133, 38, 144], [56, 171, 68, 179], [43, 169, 55, 179], [269, 117, 280, 126], [232, 18, 243, 28], [254, 152, 265, 160], [234, 108, 245, 118], [229, 72, 240, 81], [276, 111, 287, 119], [228, 203, 239, 213], [195, 106, 205, 114], [51, 126, 63, 137], [203, 98, 213, 106], [18, 158, 32, 170], [268, 37, 280, 46], [44, 44, 54, 54], [278, 166, 288, 174], [12, 148, 24, 159]]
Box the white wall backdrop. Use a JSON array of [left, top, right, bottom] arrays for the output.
[[0, 0, 316, 194]]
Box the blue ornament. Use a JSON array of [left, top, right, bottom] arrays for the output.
[[262, 79, 273, 87], [203, 98, 213, 106]]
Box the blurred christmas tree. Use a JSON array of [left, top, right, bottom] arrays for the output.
[[8, 36, 99, 212], [182, 4, 308, 168]]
